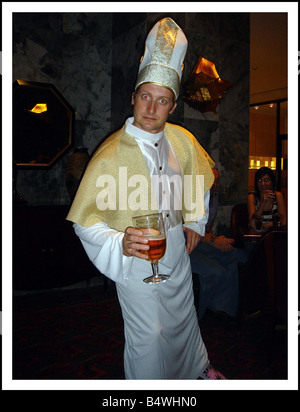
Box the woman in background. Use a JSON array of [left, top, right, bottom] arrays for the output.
[[248, 167, 287, 229]]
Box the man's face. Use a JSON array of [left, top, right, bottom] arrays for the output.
[[131, 83, 177, 134]]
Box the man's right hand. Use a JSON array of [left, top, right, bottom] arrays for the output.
[[122, 226, 150, 259]]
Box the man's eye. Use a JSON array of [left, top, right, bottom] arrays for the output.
[[142, 94, 150, 100], [160, 98, 167, 104]]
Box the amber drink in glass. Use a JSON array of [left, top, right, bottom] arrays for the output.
[[132, 213, 169, 284]]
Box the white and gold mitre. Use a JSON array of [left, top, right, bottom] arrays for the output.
[[135, 17, 188, 99]]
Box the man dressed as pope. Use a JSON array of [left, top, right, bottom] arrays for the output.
[[67, 17, 226, 380]]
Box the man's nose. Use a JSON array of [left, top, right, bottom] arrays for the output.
[[147, 100, 156, 113]]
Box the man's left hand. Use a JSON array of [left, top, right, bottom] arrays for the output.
[[183, 226, 201, 254]]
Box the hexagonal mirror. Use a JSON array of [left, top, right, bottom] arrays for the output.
[[13, 80, 74, 168]]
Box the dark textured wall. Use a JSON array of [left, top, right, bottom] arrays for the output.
[[13, 12, 250, 232]]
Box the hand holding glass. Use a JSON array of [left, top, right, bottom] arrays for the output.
[[132, 213, 169, 284]]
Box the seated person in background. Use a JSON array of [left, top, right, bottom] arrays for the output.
[[248, 166, 287, 229], [188, 168, 248, 320]]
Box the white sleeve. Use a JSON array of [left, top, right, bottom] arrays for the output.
[[73, 222, 134, 285], [183, 190, 210, 236]]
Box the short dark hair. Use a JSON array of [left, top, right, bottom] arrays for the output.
[[254, 166, 276, 198]]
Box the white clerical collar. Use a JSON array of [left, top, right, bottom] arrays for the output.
[[125, 117, 164, 142]]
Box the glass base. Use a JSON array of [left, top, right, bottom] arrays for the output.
[[143, 274, 170, 284]]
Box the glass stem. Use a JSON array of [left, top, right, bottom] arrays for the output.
[[151, 262, 159, 278]]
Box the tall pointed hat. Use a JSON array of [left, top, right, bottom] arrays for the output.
[[135, 17, 188, 99]]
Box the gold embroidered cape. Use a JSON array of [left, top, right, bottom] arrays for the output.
[[66, 122, 214, 231]]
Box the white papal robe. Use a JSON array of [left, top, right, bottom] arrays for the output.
[[73, 118, 211, 379]]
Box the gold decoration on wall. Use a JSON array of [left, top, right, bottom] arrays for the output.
[[182, 56, 233, 113]]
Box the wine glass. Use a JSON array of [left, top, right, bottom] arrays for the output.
[[254, 215, 263, 232], [272, 212, 281, 227], [132, 212, 169, 284]]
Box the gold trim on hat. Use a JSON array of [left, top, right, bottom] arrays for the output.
[[152, 18, 178, 66], [136, 63, 180, 98]]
